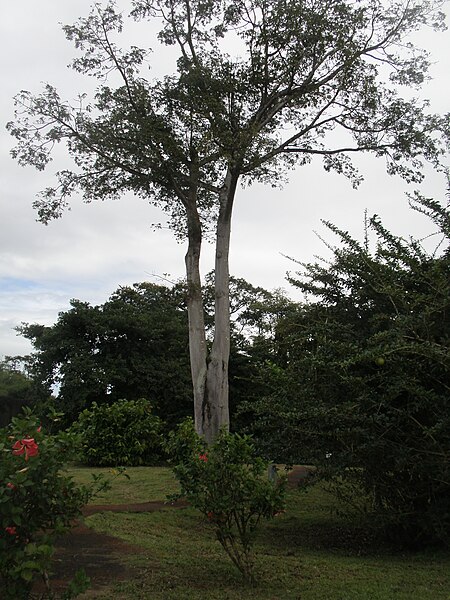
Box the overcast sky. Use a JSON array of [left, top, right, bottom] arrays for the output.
[[1, 0, 449, 359]]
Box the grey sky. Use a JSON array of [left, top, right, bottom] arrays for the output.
[[1, 0, 449, 358]]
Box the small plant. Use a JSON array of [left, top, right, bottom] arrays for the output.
[[72, 398, 164, 466], [167, 420, 286, 583], [0, 408, 109, 599]]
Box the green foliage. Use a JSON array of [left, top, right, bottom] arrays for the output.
[[19, 283, 193, 427], [167, 420, 286, 583], [73, 398, 164, 467], [8, 0, 447, 220], [18, 276, 289, 431], [0, 359, 36, 428], [0, 409, 108, 598], [245, 196, 450, 547]]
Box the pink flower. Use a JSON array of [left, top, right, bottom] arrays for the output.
[[12, 438, 39, 461], [198, 453, 208, 463], [37, 425, 42, 433], [5, 526, 17, 536], [6, 482, 16, 491]]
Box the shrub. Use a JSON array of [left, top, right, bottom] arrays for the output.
[[245, 197, 450, 547], [0, 409, 108, 599], [73, 398, 163, 466], [167, 420, 286, 583]]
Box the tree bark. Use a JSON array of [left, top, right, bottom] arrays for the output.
[[184, 199, 208, 437], [203, 168, 239, 444], [184, 167, 239, 444]]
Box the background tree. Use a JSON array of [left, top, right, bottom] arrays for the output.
[[19, 283, 193, 427], [18, 277, 282, 429], [245, 195, 450, 546], [8, 0, 448, 441], [211, 278, 296, 430], [0, 359, 36, 427]]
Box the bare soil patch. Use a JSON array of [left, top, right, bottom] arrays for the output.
[[31, 500, 187, 596]]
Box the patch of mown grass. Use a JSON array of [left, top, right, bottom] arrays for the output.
[[70, 467, 450, 600], [66, 465, 180, 504]]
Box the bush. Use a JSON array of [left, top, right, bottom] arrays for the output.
[[167, 420, 286, 583], [245, 197, 450, 547], [0, 409, 107, 599], [73, 398, 164, 466]]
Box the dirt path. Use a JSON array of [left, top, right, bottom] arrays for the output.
[[81, 498, 188, 517], [31, 499, 187, 597], [31, 467, 311, 596]]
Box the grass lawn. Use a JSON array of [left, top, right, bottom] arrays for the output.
[[68, 466, 450, 600], [67, 465, 179, 504]]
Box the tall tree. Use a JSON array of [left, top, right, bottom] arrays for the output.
[[8, 0, 448, 441]]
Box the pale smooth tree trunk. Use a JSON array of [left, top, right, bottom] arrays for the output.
[[184, 168, 239, 444], [184, 199, 208, 436], [203, 168, 239, 444]]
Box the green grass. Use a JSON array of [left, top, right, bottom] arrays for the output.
[[67, 465, 180, 504], [67, 467, 450, 600]]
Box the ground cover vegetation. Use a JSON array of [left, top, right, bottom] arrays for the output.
[[8, 0, 448, 442], [66, 465, 179, 504], [67, 465, 450, 599]]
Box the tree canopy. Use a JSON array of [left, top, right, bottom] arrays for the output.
[[17, 277, 287, 428], [19, 283, 193, 427], [0, 359, 36, 427], [8, 0, 448, 441]]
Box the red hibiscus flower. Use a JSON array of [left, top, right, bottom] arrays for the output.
[[5, 526, 17, 536], [6, 482, 16, 491], [198, 453, 208, 463], [12, 438, 39, 461]]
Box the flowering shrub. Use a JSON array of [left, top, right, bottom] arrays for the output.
[[167, 420, 286, 583], [11, 437, 39, 460], [0, 409, 109, 599]]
